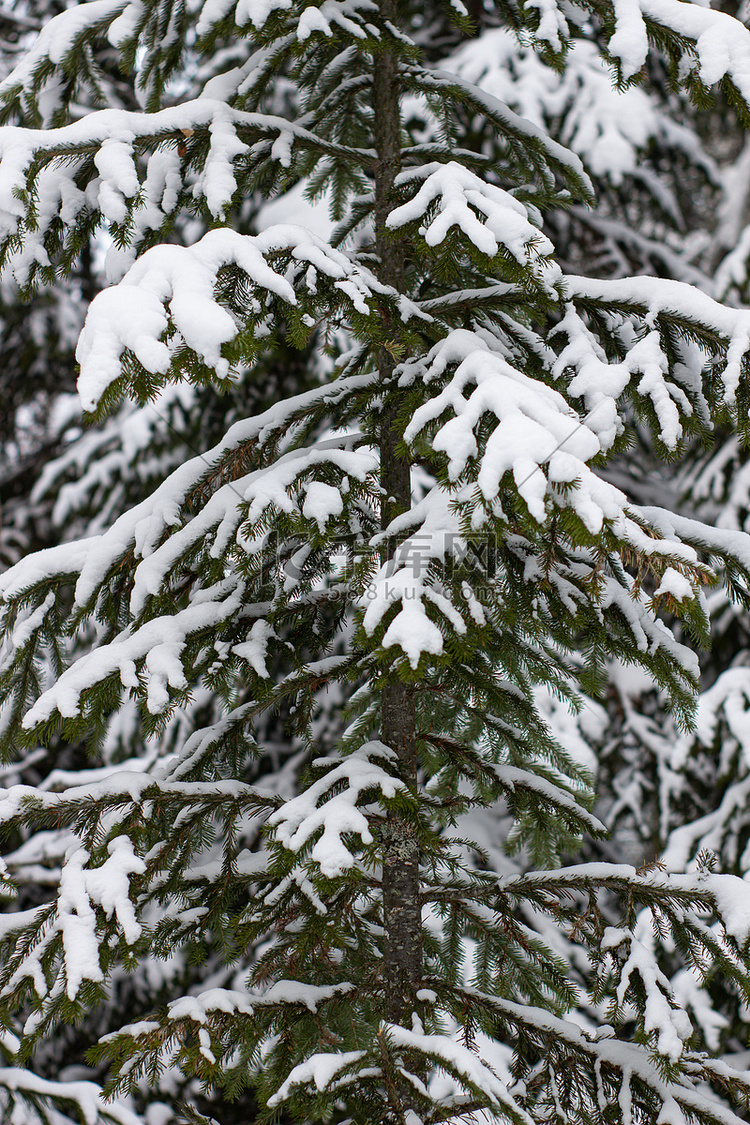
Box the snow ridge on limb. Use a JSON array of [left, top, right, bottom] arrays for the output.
[[0, 1068, 144, 1125], [563, 274, 750, 409], [387, 161, 561, 291], [0, 369, 378, 602], [608, 0, 750, 96], [404, 64, 595, 204]]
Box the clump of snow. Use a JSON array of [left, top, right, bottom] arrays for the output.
[[387, 162, 560, 292], [268, 1050, 366, 1107], [203, 105, 249, 218], [165, 981, 352, 1027], [268, 742, 406, 877], [564, 274, 750, 408], [603, 926, 693, 1061], [708, 873, 750, 946], [20, 584, 244, 725], [385, 1024, 533, 1121], [302, 481, 344, 530], [57, 838, 146, 999], [233, 620, 277, 679], [76, 224, 400, 412], [359, 486, 474, 667], [95, 136, 140, 225], [0, 1068, 143, 1125], [654, 568, 695, 603]]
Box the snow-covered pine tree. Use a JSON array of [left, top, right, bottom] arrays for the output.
[[8, 0, 750, 1123], [0, 21, 717, 1125]]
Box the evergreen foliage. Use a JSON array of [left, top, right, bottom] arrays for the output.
[[5, 0, 750, 1124]]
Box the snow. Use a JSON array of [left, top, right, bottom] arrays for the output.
[[654, 567, 695, 603], [126, 435, 374, 616], [609, 0, 651, 79], [0, 1069, 142, 1125], [163, 981, 352, 1029], [0, 0, 128, 106], [419, 67, 594, 200], [604, 926, 693, 1060], [302, 481, 344, 530], [268, 742, 406, 877], [232, 620, 276, 679], [76, 229, 291, 411], [643, 507, 750, 573], [493, 763, 605, 835], [204, 106, 249, 218], [387, 162, 560, 291], [5, 1, 750, 1119], [57, 838, 145, 999], [19, 584, 245, 723], [0, 371, 379, 720], [503, 862, 750, 949], [268, 1050, 366, 1106], [616, 0, 750, 100], [359, 486, 471, 666], [294, 0, 379, 41], [385, 1025, 533, 1123], [0, 775, 278, 823], [704, 874, 750, 946], [0, 538, 98, 601], [107, 0, 145, 47], [398, 328, 702, 580], [564, 274, 750, 406], [0, 99, 379, 286], [464, 986, 750, 1125], [402, 330, 599, 519], [76, 224, 399, 411], [94, 137, 140, 225], [9, 592, 55, 651]]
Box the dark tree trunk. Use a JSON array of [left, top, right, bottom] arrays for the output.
[[372, 0, 423, 1032]]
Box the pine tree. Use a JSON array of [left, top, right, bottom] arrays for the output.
[[7, 1, 750, 1124]]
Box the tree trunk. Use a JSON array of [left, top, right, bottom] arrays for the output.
[[372, 0, 423, 1031]]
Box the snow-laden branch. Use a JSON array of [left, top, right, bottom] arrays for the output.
[[0, 837, 145, 1002], [268, 741, 406, 877], [0, 100, 375, 283], [75, 225, 412, 412], [0, 371, 377, 604], [0, 1068, 143, 1125], [0, 774, 280, 825], [564, 274, 750, 406], [444, 30, 716, 193], [407, 65, 594, 201], [609, 0, 750, 92], [197, 0, 382, 39], [456, 985, 750, 1125], [387, 161, 560, 292]]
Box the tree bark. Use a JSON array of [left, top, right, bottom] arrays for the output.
[[372, 0, 423, 1031]]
